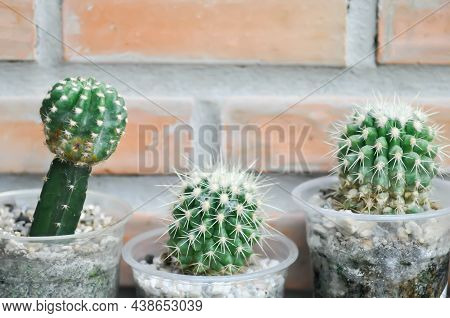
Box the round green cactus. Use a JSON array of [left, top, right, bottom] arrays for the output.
[[41, 76, 127, 164], [30, 77, 127, 236], [165, 166, 269, 275], [331, 99, 445, 215]]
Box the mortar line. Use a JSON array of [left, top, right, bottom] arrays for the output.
[[34, 0, 63, 65], [346, 0, 378, 67]]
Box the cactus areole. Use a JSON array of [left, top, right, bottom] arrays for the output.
[[331, 99, 445, 215], [29, 77, 127, 236], [166, 166, 269, 275]]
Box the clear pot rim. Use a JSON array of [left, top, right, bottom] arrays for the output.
[[122, 228, 299, 283], [0, 189, 133, 242], [292, 176, 450, 222]]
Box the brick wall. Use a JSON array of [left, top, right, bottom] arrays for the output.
[[1, 0, 450, 292], [0, 0, 449, 174]]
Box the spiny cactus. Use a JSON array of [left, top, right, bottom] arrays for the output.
[[165, 166, 270, 275], [29, 77, 127, 236], [331, 98, 447, 215]]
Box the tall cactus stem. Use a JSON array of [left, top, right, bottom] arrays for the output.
[[30, 77, 127, 236], [30, 158, 91, 236]]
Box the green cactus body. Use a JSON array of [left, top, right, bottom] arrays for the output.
[[332, 100, 443, 215], [166, 166, 268, 275], [30, 77, 127, 236]]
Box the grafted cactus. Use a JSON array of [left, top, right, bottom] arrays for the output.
[[30, 77, 127, 236], [331, 99, 446, 215], [165, 166, 269, 275]]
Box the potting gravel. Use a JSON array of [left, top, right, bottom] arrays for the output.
[[0, 203, 112, 237], [0, 203, 122, 298], [306, 191, 449, 297], [133, 254, 286, 298]]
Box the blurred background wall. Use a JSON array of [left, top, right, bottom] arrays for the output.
[[0, 0, 449, 292]]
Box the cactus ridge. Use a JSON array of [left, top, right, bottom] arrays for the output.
[[331, 98, 446, 215], [41, 76, 127, 165], [165, 165, 271, 275]]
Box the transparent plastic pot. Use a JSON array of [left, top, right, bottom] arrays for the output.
[[293, 176, 450, 298], [0, 189, 132, 298], [122, 229, 298, 298]]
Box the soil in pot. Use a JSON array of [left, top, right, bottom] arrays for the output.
[[294, 177, 450, 298], [134, 253, 285, 298], [0, 195, 126, 298]]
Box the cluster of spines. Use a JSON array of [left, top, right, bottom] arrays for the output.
[[164, 166, 271, 275], [330, 99, 447, 214], [41, 76, 128, 165]]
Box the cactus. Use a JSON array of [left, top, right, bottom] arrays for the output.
[[331, 99, 446, 215], [165, 166, 269, 275], [29, 77, 127, 236]]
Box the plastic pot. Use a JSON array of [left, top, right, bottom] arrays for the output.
[[0, 189, 131, 298], [122, 228, 298, 298], [293, 176, 450, 298]]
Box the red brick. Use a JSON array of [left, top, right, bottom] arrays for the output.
[[378, 0, 450, 64], [63, 0, 346, 65], [1, 96, 449, 175], [0, 97, 193, 174], [221, 97, 354, 173], [221, 97, 450, 173], [0, 0, 35, 60]]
